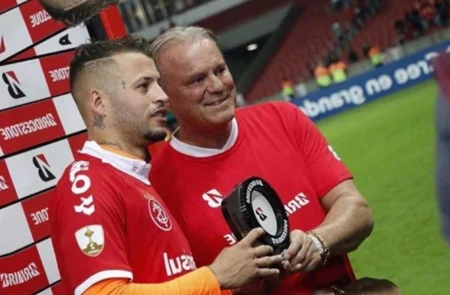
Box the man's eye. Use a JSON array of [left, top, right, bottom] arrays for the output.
[[139, 84, 149, 90], [192, 77, 204, 84]]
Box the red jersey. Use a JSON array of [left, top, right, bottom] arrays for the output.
[[49, 141, 196, 295], [150, 101, 356, 294]]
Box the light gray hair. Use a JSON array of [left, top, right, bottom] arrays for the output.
[[150, 26, 220, 65]]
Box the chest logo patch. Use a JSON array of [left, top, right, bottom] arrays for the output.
[[148, 199, 172, 232]]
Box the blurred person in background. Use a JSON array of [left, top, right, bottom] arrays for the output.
[[433, 52, 450, 246], [149, 26, 374, 295], [315, 61, 332, 88], [368, 45, 383, 68], [328, 59, 348, 83], [282, 77, 296, 101]]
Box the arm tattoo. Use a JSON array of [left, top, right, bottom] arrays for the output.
[[121, 80, 126, 89], [92, 114, 106, 129]]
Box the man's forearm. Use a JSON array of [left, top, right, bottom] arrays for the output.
[[313, 194, 373, 255]]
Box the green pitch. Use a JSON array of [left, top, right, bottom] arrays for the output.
[[316, 79, 450, 294]]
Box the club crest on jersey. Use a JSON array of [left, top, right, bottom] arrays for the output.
[[75, 225, 104, 257], [148, 198, 172, 232]]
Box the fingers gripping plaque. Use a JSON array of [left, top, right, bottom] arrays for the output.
[[221, 177, 290, 256]]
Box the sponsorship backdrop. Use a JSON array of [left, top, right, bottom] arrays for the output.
[[0, 1, 91, 294], [292, 39, 450, 121]]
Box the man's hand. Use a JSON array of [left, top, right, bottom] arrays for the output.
[[208, 227, 283, 289], [282, 230, 322, 274]]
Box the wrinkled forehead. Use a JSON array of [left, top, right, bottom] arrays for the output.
[[159, 39, 224, 75]]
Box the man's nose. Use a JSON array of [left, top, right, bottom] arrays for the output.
[[153, 84, 169, 104], [207, 74, 225, 93]]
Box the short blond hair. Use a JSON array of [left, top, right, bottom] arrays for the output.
[[150, 26, 220, 65]]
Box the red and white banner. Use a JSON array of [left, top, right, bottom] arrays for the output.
[[0, 93, 86, 157], [40, 51, 73, 97], [9, 25, 91, 63], [0, 190, 51, 256], [0, 160, 17, 207], [0, 133, 87, 208], [0, 0, 28, 14], [37, 283, 65, 295], [0, 238, 60, 295], [0, 51, 74, 112], [7, 138, 76, 200], [0, 0, 65, 63]]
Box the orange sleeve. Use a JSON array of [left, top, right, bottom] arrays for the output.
[[83, 266, 233, 295]]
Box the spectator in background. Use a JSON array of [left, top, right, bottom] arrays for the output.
[[282, 77, 296, 101], [435, 0, 449, 26], [368, 45, 383, 67], [433, 52, 450, 246], [329, 59, 348, 83], [420, 0, 436, 29], [362, 43, 371, 59], [348, 48, 360, 63], [409, 5, 426, 36], [315, 61, 332, 88]]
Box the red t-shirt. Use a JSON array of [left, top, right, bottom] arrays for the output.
[[150, 101, 356, 294], [49, 141, 196, 295]]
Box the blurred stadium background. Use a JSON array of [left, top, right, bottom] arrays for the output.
[[1, 0, 450, 294], [116, 0, 450, 293]]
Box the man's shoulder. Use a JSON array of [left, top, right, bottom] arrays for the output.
[[55, 154, 117, 195], [237, 101, 301, 119], [236, 101, 306, 130], [150, 142, 176, 169]]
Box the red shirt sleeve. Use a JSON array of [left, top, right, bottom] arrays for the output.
[[276, 102, 353, 198], [49, 160, 132, 295]]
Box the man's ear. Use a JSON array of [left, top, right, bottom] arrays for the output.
[[89, 89, 106, 116]]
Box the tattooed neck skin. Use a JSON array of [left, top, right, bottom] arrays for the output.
[[96, 140, 123, 150], [92, 113, 106, 129]]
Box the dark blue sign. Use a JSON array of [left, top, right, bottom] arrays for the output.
[[292, 40, 450, 121]]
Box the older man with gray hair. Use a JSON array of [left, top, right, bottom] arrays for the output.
[[149, 26, 374, 295]]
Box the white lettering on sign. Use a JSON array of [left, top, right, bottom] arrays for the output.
[[30, 10, 51, 28], [300, 86, 365, 118], [0, 114, 58, 140], [49, 67, 70, 82], [31, 208, 49, 225], [0, 263, 40, 288]]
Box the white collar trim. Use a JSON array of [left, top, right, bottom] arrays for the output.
[[79, 141, 151, 185], [170, 118, 238, 158]]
